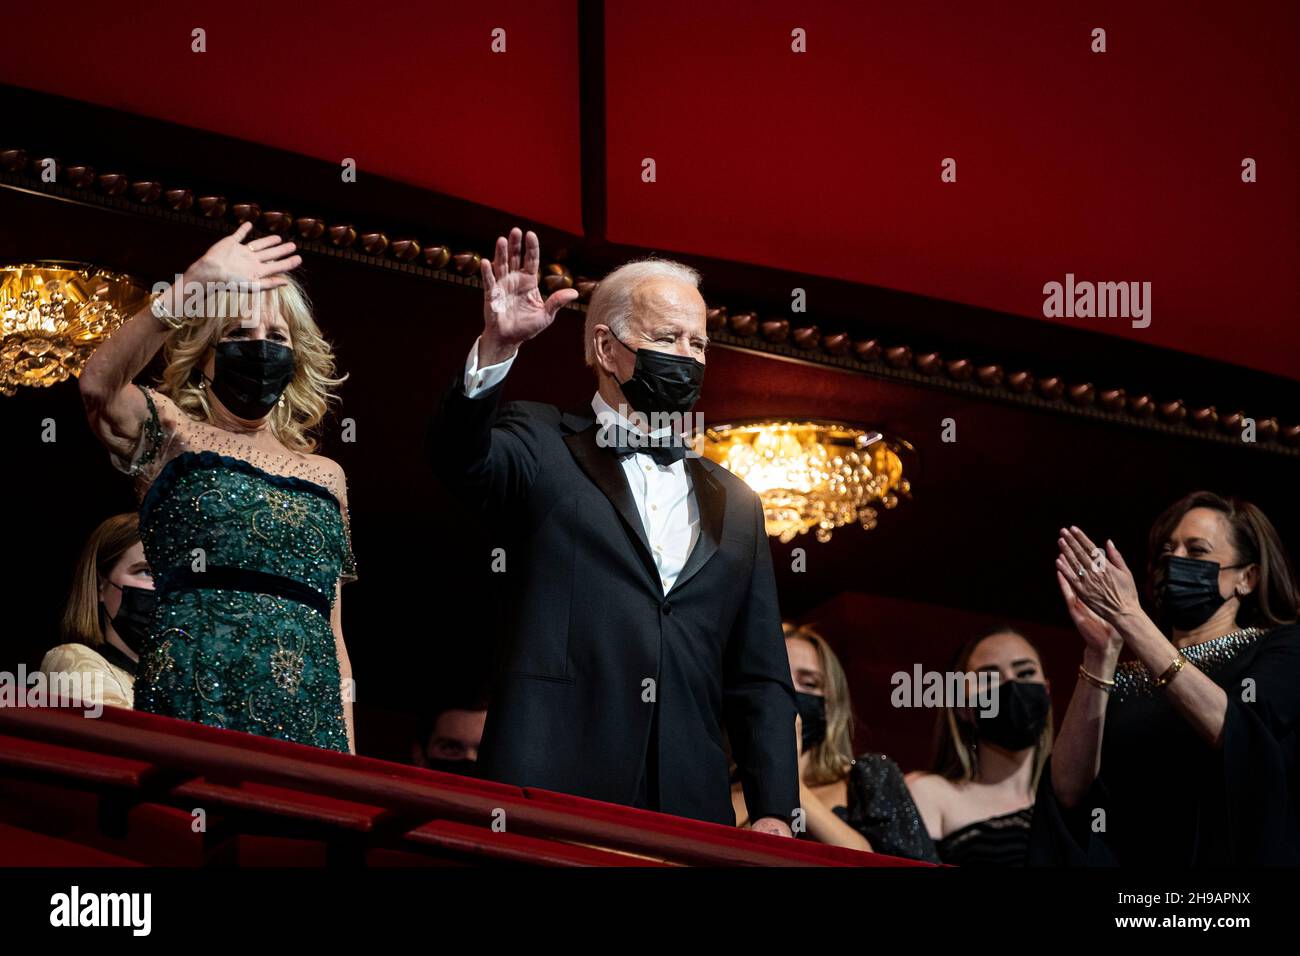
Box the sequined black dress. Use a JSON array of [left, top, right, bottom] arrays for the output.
[[798, 753, 941, 863], [112, 385, 357, 753], [1029, 624, 1300, 865]]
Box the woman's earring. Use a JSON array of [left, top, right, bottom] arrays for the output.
[[278, 395, 286, 408]]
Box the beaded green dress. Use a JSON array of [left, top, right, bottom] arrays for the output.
[[112, 385, 356, 753]]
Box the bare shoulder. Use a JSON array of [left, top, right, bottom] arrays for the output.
[[905, 771, 957, 801], [904, 771, 955, 838]]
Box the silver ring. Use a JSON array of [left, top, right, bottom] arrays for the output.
[[1077, 567, 1086, 578]]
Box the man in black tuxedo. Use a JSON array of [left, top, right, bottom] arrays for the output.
[[428, 227, 797, 834]]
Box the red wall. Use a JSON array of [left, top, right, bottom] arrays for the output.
[[605, 0, 1299, 380]]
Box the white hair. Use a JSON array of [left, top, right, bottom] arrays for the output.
[[583, 257, 702, 368]]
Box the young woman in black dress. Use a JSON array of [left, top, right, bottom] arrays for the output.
[[907, 628, 1054, 866], [731, 623, 939, 862]]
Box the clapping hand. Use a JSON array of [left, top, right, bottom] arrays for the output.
[[1056, 526, 1142, 628], [1056, 564, 1122, 653]]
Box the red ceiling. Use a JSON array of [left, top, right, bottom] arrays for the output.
[[0, 0, 583, 232], [2, 0, 1296, 379]]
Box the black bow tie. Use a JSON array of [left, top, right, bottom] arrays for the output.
[[598, 423, 690, 466]]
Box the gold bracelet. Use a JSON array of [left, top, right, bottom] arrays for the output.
[[1153, 653, 1187, 690], [1078, 665, 1115, 693]]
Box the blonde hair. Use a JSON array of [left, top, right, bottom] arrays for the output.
[[583, 257, 702, 368], [784, 622, 857, 787], [157, 273, 345, 453], [60, 513, 142, 649]]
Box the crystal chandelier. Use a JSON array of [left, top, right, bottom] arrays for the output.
[[700, 419, 913, 543], [0, 262, 148, 396]]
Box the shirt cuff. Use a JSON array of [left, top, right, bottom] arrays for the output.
[[464, 335, 517, 398]]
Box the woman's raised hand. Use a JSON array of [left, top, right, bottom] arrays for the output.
[[186, 221, 302, 289], [480, 227, 579, 360], [1056, 526, 1142, 627], [1056, 567, 1123, 653]]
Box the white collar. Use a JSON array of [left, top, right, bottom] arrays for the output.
[[591, 391, 676, 439]]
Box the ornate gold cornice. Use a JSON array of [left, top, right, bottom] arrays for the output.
[[2, 147, 1295, 457]]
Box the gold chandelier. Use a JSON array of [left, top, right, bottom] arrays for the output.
[[700, 419, 913, 543], [0, 262, 149, 396]]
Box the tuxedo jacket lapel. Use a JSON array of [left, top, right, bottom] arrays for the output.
[[672, 456, 725, 594], [563, 418, 660, 589], [562, 409, 728, 596]]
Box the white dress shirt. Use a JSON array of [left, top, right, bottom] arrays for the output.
[[464, 336, 701, 594]]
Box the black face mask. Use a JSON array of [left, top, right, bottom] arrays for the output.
[[1153, 555, 1245, 632], [976, 680, 1050, 751], [103, 582, 157, 656], [795, 691, 828, 752], [610, 333, 705, 417], [208, 339, 295, 420]]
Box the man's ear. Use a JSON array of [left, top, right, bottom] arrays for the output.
[[592, 325, 618, 377]]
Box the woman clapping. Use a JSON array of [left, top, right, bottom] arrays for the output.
[[1031, 491, 1300, 864]]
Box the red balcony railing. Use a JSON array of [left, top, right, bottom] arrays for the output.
[[0, 704, 931, 867]]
